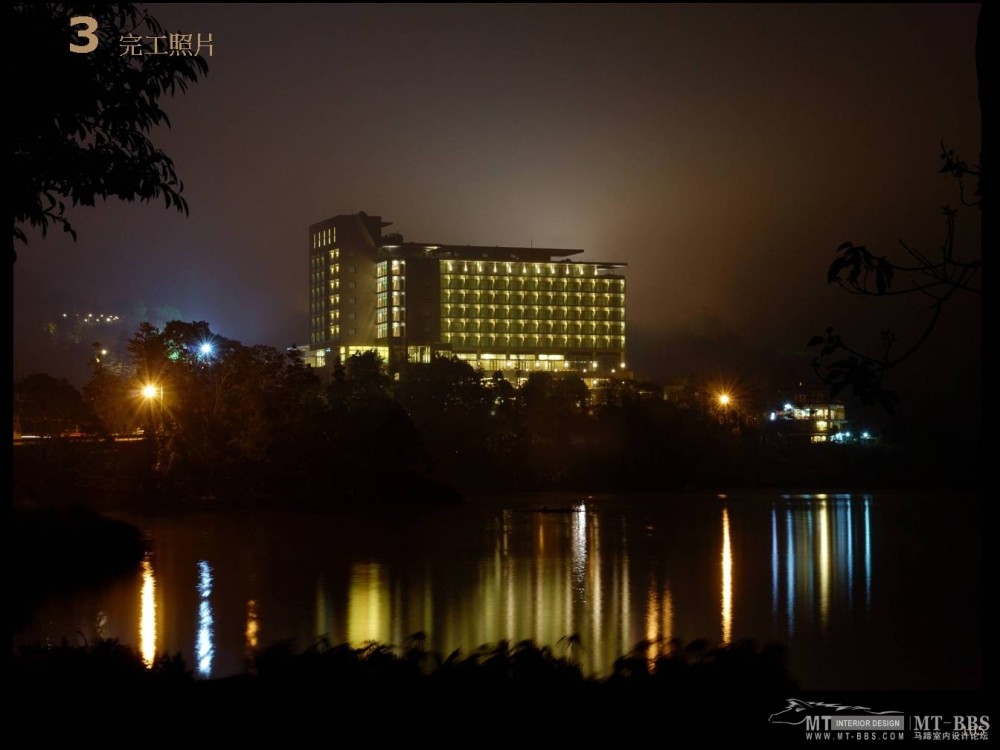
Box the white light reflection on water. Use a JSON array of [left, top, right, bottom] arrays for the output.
[[771, 495, 875, 638], [786, 508, 795, 635], [196, 560, 215, 677], [864, 496, 872, 610], [771, 506, 778, 623], [571, 503, 587, 592], [844, 497, 854, 602]]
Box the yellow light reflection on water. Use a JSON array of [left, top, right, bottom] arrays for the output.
[[348, 562, 389, 645], [645, 577, 673, 665], [246, 599, 259, 653], [140, 558, 157, 668], [721, 507, 732, 645], [818, 499, 831, 629]]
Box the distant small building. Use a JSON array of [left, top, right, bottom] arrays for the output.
[[766, 386, 848, 443]]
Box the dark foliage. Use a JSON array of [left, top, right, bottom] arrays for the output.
[[12, 3, 208, 258], [15, 372, 101, 436], [809, 6, 981, 410]]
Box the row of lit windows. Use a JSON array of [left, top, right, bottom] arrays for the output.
[[447, 353, 624, 375], [376, 260, 406, 278], [441, 333, 624, 350], [375, 322, 405, 339], [474, 359, 575, 372], [443, 321, 623, 335], [408, 346, 433, 364], [338, 345, 389, 360], [376, 291, 405, 309], [312, 227, 336, 249], [442, 312, 624, 324], [376, 276, 405, 293], [441, 276, 624, 293], [376, 306, 404, 324], [442, 261, 608, 277], [441, 298, 625, 318], [441, 291, 623, 306], [329, 326, 358, 337]]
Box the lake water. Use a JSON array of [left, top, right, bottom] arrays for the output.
[[14, 492, 981, 690]]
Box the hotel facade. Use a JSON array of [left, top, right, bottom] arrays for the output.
[[309, 212, 626, 383]]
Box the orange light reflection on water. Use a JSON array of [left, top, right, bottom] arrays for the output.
[[140, 558, 157, 668]]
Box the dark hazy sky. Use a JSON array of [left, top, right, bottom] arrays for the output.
[[14, 3, 981, 395]]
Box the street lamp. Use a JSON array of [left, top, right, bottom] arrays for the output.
[[718, 393, 731, 406]]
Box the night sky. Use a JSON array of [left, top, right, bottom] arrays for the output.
[[14, 4, 981, 414]]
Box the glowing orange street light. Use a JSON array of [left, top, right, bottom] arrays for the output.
[[718, 393, 731, 406]]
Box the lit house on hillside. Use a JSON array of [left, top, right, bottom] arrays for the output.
[[767, 386, 849, 443], [309, 212, 626, 384]]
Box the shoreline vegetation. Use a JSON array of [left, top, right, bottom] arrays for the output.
[[13, 323, 979, 512], [13, 506, 146, 628], [13, 432, 976, 514], [13, 634, 797, 705]]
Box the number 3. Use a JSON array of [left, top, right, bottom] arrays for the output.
[[69, 15, 98, 54]]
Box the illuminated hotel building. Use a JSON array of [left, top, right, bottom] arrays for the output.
[[309, 212, 626, 382]]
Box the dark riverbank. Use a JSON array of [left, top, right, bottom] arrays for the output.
[[13, 636, 796, 727], [13, 506, 146, 627], [13, 433, 977, 513]]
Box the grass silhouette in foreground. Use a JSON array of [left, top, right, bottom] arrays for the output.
[[14, 635, 803, 734], [15, 634, 795, 694]]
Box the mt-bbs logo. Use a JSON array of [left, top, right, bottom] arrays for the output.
[[769, 698, 903, 731], [912, 716, 990, 733]]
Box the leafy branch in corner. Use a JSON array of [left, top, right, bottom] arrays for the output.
[[809, 145, 981, 412], [12, 3, 209, 261]]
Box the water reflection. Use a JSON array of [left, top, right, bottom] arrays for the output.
[[645, 574, 673, 663], [721, 507, 733, 645], [347, 563, 390, 645], [139, 557, 157, 668], [21, 492, 925, 686], [246, 599, 259, 657], [196, 560, 214, 677], [770, 495, 873, 638], [304, 504, 644, 672], [864, 497, 872, 610]]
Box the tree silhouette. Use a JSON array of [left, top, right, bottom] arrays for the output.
[[12, 3, 209, 260], [809, 8, 982, 412]]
